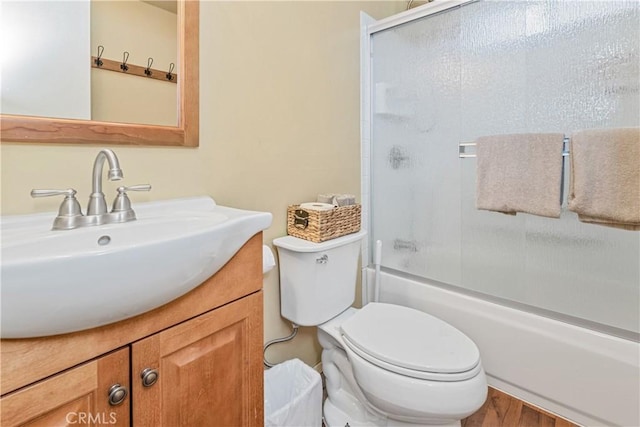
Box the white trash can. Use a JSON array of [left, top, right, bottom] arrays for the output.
[[264, 358, 322, 427]]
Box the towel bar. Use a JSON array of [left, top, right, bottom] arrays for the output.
[[458, 137, 570, 158]]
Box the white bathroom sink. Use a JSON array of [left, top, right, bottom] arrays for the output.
[[0, 197, 272, 338]]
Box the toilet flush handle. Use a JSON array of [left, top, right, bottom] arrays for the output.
[[316, 254, 328, 264]]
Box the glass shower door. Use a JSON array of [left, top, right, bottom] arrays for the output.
[[370, 8, 463, 286]]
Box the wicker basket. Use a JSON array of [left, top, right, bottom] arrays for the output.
[[287, 204, 361, 243]]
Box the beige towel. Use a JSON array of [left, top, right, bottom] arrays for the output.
[[476, 133, 565, 218], [568, 128, 640, 230], [317, 193, 356, 206]]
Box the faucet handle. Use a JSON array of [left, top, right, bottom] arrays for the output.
[[118, 184, 152, 193], [31, 189, 82, 216], [111, 185, 151, 219], [31, 188, 78, 198], [31, 188, 83, 230]]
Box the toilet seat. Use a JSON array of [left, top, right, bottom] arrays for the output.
[[341, 303, 481, 381]]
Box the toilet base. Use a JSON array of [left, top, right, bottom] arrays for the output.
[[324, 398, 461, 427]]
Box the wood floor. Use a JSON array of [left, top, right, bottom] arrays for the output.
[[462, 387, 578, 427]]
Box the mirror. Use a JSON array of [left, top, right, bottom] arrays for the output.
[[90, 1, 178, 127], [0, 0, 199, 147]]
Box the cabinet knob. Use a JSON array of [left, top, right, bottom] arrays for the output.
[[141, 368, 159, 387], [108, 384, 128, 406]]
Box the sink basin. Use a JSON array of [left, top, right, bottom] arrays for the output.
[[1, 197, 272, 338]]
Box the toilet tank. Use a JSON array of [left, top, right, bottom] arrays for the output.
[[273, 230, 366, 326]]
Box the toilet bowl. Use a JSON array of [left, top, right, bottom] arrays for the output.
[[320, 305, 487, 426], [273, 231, 487, 426]]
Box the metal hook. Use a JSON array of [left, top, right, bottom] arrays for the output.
[[144, 57, 153, 76], [166, 63, 175, 81], [120, 51, 129, 72], [95, 45, 104, 67]]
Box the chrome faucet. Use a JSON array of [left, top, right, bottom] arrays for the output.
[[31, 149, 151, 230], [87, 149, 124, 216]]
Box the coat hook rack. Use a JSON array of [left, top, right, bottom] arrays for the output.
[[91, 49, 177, 84]]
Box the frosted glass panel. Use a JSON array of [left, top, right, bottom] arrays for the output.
[[459, 1, 529, 301], [371, 10, 462, 285], [369, 0, 640, 335]]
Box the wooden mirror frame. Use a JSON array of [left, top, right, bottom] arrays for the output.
[[0, 0, 199, 147]]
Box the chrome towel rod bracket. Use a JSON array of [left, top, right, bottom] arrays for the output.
[[458, 137, 571, 158]]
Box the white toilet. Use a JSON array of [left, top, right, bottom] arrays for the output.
[[273, 230, 487, 427]]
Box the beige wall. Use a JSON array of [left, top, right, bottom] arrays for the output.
[[0, 1, 401, 367]]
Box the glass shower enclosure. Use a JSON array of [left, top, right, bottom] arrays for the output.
[[366, 0, 639, 339]]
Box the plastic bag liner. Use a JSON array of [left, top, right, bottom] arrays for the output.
[[264, 358, 322, 427]]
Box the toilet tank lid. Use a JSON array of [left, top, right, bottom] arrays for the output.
[[341, 303, 480, 374], [273, 230, 366, 253]]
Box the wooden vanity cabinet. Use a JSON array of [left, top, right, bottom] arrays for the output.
[[0, 233, 264, 427]]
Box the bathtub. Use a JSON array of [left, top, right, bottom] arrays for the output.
[[363, 267, 640, 427]]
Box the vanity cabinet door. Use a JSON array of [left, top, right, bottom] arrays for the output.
[[0, 347, 130, 427], [132, 291, 263, 427]]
